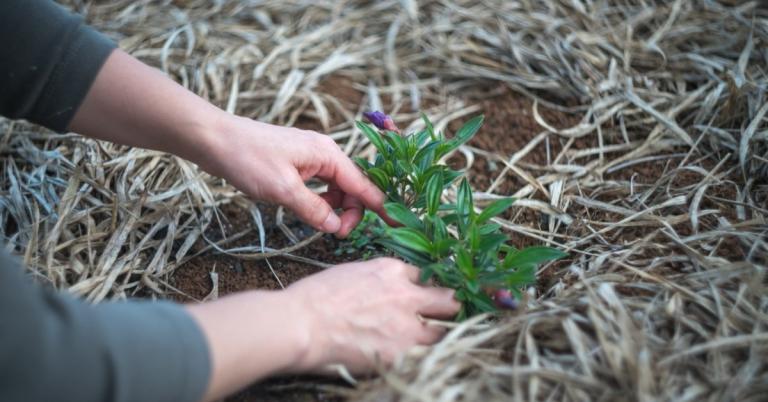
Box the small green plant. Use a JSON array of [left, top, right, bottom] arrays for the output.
[[355, 111, 567, 319], [334, 210, 385, 260]]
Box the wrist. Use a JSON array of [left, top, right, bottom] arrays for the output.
[[186, 289, 314, 400], [175, 107, 230, 171], [256, 289, 314, 374], [273, 287, 317, 372]]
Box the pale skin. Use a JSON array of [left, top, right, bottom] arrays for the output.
[[69, 50, 461, 401]]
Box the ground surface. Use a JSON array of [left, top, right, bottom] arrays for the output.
[[1, 1, 765, 402]]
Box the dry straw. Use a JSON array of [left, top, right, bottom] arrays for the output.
[[0, 0, 766, 401]]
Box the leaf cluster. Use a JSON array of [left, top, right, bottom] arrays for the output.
[[334, 210, 385, 260], [355, 114, 566, 318]]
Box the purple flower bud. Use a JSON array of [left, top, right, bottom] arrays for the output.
[[363, 111, 400, 133], [493, 289, 518, 310], [363, 111, 388, 129]]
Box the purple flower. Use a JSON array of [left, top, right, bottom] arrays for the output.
[[493, 289, 518, 310], [363, 111, 400, 133], [363, 111, 387, 128]]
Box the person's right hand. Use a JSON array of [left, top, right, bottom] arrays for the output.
[[285, 258, 461, 373], [187, 258, 460, 401]]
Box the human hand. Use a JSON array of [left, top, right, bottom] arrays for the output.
[[69, 50, 386, 237], [283, 258, 461, 373], [197, 114, 389, 238]]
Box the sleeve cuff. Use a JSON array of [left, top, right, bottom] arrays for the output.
[[35, 23, 116, 132]]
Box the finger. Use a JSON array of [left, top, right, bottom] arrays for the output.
[[415, 287, 461, 319], [316, 151, 393, 220], [415, 322, 448, 346], [337, 195, 364, 238], [377, 258, 420, 283], [319, 188, 344, 209], [285, 183, 341, 233], [337, 207, 363, 238], [401, 263, 420, 283]]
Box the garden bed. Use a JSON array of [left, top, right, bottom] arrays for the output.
[[1, 1, 765, 402], [170, 82, 583, 401]]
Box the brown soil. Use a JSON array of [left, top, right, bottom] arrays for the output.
[[447, 87, 584, 249]]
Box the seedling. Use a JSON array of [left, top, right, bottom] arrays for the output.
[[355, 111, 567, 319]]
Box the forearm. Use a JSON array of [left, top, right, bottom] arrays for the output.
[[184, 290, 309, 401], [68, 50, 223, 166]]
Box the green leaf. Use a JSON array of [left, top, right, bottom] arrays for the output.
[[503, 264, 536, 287], [502, 246, 567, 270], [383, 202, 422, 230], [454, 115, 484, 146], [425, 172, 442, 216], [442, 169, 463, 186], [356, 121, 387, 154], [374, 153, 385, 167], [354, 157, 371, 170], [384, 131, 409, 159], [455, 246, 474, 277], [500, 244, 518, 254], [477, 269, 511, 286], [478, 223, 502, 235], [413, 140, 440, 170], [376, 239, 432, 267], [419, 264, 434, 283], [366, 167, 389, 191], [421, 112, 437, 140], [456, 178, 474, 231], [431, 215, 448, 242], [434, 115, 484, 159], [395, 159, 413, 178], [455, 289, 467, 302], [383, 160, 395, 176], [476, 198, 516, 223], [433, 238, 459, 257], [413, 129, 431, 147], [466, 279, 480, 294], [387, 227, 433, 255], [468, 224, 480, 252], [478, 233, 508, 255], [466, 292, 497, 314]]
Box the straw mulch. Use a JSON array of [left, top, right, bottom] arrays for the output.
[[1, 1, 766, 401]]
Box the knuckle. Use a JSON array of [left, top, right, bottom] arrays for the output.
[[316, 135, 338, 149], [271, 179, 299, 203], [307, 192, 328, 212], [377, 257, 403, 269]]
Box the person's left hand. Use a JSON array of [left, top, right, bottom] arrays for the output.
[[195, 114, 389, 238]]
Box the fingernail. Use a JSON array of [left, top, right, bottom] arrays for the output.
[[321, 212, 341, 233]]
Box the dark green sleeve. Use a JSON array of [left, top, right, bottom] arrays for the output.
[[0, 250, 211, 402], [0, 0, 116, 132]]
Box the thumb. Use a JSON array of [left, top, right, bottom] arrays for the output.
[[286, 184, 341, 233]]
